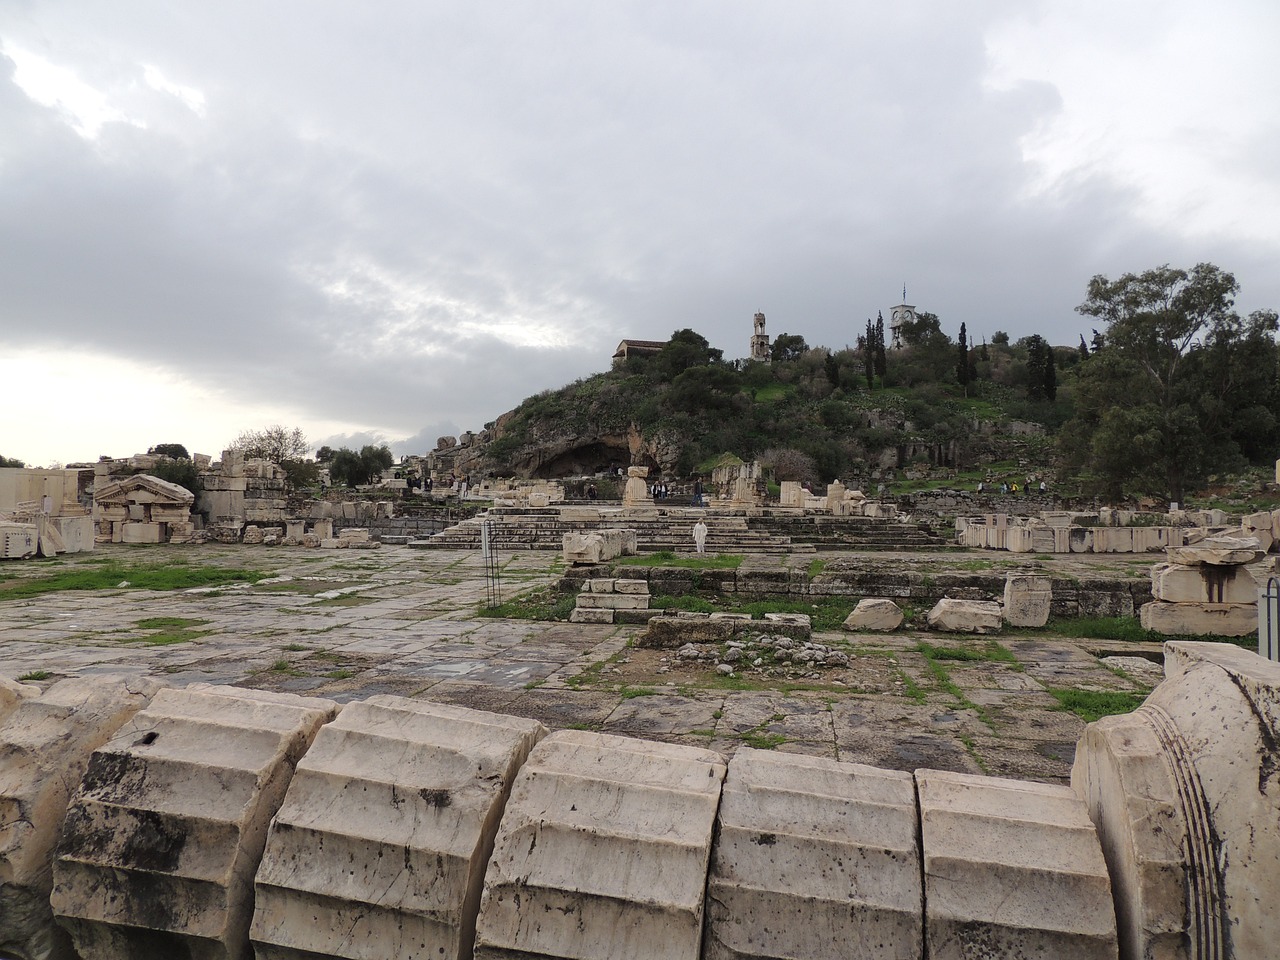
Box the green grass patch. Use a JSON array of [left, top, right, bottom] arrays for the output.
[[142, 629, 213, 646], [916, 641, 1016, 664], [479, 586, 577, 621], [1041, 616, 1254, 648], [807, 558, 827, 577], [136, 617, 208, 631], [18, 670, 52, 681], [0, 563, 269, 600], [740, 732, 788, 750], [324, 669, 355, 680], [651, 594, 717, 613], [1048, 688, 1147, 722], [615, 551, 743, 569], [619, 686, 658, 699]]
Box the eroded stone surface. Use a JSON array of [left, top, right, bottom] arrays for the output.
[[0, 674, 39, 724], [1150, 561, 1258, 604], [474, 729, 726, 960], [1072, 711, 1190, 960], [926, 598, 1003, 634], [0, 676, 160, 960], [1003, 574, 1052, 628], [1138, 600, 1257, 636], [51, 684, 337, 960], [843, 598, 904, 632], [918, 768, 1117, 960], [704, 749, 921, 959], [251, 696, 546, 960]]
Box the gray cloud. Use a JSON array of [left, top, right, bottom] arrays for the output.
[[1, 1, 1276, 464]]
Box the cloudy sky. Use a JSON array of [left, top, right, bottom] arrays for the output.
[[2, 1, 1277, 467]]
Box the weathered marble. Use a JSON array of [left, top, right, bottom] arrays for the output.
[[251, 697, 545, 960], [474, 730, 726, 960]]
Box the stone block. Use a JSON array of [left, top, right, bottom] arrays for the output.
[[586, 579, 617, 593], [284, 520, 305, 540], [569, 608, 615, 624], [51, 685, 337, 960], [613, 579, 649, 595], [312, 518, 334, 540], [338, 528, 370, 543], [1138, 601, 1257, 637], [1166, 535, 1265, 566], [0, 676, 160, 960], [242, 525, 265, 545], [917, 769, 1117, 960], [563, 533, 621, 565], [576, 593, 649, 610], [926, 599, 1002, 634], [1093, 527, 1135, 553], [474, 730, 725, 960], [1150, 562, 1257, 604], [119, 522, 163, 544], [251, 697, 545, 960], [638, 615, 737, 649], [704, 749, 921, 960], [1069, 528, 1094, 553], [843, 598, 904, 632], [1003, 574, 1052, 627]]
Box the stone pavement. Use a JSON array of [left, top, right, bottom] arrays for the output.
[[0, 544, 1171, 784]]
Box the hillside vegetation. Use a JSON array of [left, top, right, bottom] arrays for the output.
[[482, 264, 1278, 503]]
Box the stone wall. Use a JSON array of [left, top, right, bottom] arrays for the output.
[[1, 643, 1277, 959], [565, 563, 1150, 619]]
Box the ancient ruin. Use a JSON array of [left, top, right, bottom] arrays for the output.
[[0, 642, 1273, 958]]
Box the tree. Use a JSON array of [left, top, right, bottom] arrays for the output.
[[1067, 262, 1264, 502], [770, 333, 809, 364], [956, 323, 971, 395], [315, 446, 335, 463], [0, 455, 26, 468], [1023, 335, 1049, 401], [151, 457, 201, 497], [1078, 335, 1090, 360], [328, 444, 395, 487], [759, 447, 816, 484], [1044, 346, 1057, 402], [991, 331, 1010, 346], [874, 313, 887, 378], [148, 443, 190, 459], [230, 425, 309, 463]]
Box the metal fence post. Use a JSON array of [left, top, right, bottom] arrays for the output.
[[1260, 577, 1279, 663]]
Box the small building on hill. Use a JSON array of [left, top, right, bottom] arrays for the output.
[[612, 339, 667, 362]]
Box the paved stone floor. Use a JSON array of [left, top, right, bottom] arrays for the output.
[[0, 543, 1173, 784]]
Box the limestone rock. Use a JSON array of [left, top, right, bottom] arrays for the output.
[[0, 675, 39, 724], [843, 598, 904, 632], [638, 615, 737, 648], [1150, 561, 1258, 604], [0, 676, 160, 960], [1071, 711, 1189, 960], [704, 749, 921, 960], [251, 697, 546, 960], [926, 598, 1003, 634], [1002, 574, 1052, 628], [1139, 600, 1257, 637], [474, 730, 725, 960], [917, 769, 1117, 959], [1166, 535, 1265, 566], [51, 684, 337, 960]]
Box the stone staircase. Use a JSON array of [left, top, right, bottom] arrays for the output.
[[412, 507, 807, 554]]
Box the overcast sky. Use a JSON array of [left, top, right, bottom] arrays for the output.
[[2, 1, 1277, 467]]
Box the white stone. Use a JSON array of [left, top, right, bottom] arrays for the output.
[[917, 769, 1117, 960], [576, 593, 649, 610], [0, 676, 160, 960], [51, 684, 337, 960], [569, 608, 614, 624], [251, 697, 546, 960], [1003, 574, 1052, 627], [474, 730, 726, 960], [1150, 562, 1258, 604], [1166, 535, 1265, 566], [613, 579, 650, 595], [0, 676, 39, 724], [926, 599, 1003, 634], [704, 749, 921, 960], [1139, 601, 1258, 637], [842, 598, 904, 632]]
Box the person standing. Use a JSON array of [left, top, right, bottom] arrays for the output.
[[693, 519, 708, 554], [692, 477, 704, 506]]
